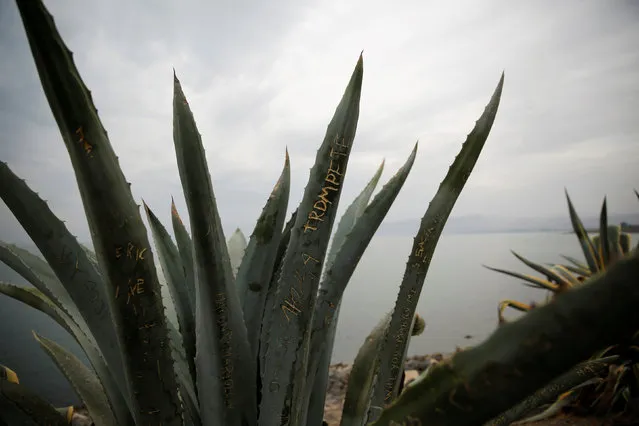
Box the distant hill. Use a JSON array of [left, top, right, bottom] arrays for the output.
[[376, 213, 639, 236]]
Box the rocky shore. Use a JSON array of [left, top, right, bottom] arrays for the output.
[[322, 353, 445, 425]]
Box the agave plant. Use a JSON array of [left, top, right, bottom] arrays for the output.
[[483, 191, 639, 424], [0, 0, 505, 425], [485, 191, 636, 324]]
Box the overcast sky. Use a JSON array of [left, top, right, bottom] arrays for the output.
[[1, 0, 638, 244]]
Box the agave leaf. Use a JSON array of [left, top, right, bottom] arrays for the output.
[[15, 0, 182, 421], [619, 233, 631, 255], [606, 225, 623, 265], [33, 332, 117, 426], [304, 158, 386, 426], [0, 365, 19, 385], [369, 73, 505, 416], [510, 251, 572, 291], [236, 152, 290, 361], [0, 377, 67, 426], [80, 243, 101, 273], [144, 202, 197, 383], [260, 208, 298, 359], [227, 228, 248, 278], [555, 263, 590, 277], [565, 190, 600, 273], [486, 356, 618, 426], [0, 242, 81, 321], [0, 165, 130, 411], [341, 312, 391, 426], [549, 265, 581, 287], [306, 146, 417, 424], [599, 198, 610, 266], [173, 72, 255, 426], [560, 254, 588, 271], [171, 199, 196, 314], [0, 282, 132, 425], [165, 313, 201, 426], [259, 54, 363, 426], [324, 158, 385, 274], [370, 251, 639, 426], [498, 300, 534, 323], [483, 265, 559, 292]]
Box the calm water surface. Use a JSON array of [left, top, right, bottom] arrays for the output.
[[0, 231, 623, 405]]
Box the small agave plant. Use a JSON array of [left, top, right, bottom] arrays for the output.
[[0, 1, 504, 425], [483, 191, 639, 425], [486, 191, 637, 324]]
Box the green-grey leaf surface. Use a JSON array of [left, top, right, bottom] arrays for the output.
[[14, 1, 182, 422], [171, 199, 196, 314], [0, 164, 129, 411], [565, 190, 600, 273], [324, 158, 384, 274], [33, 332, 117, 426], [483, 265, 559, 292], [0, 282, 131, 425], [144, 202, 197, 383], [369, 73, 505, 419], [0, 379, 66, 426], [510, 251, 572, 290], [341, 312, 391, 426], [599, 198, 610, 266], [259, 55, 363, 426], [165, 313, 200, 426], [560, 254, 588, 271], [306, 145, 417, 425], [236, 152, 290, 361], [227, 228, 248, 278], [0, 242, 80, 320], [173, 73, 256, 426]]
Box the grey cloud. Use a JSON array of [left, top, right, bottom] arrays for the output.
[[2, 0, 639, 245]]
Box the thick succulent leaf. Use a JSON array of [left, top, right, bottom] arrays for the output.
[[370, 251, 639, 426], [619, 233, 631, 255], [509, 251, 572, 291], [14, 1, 182, 422], [236, 152, 290, 361], [341, 312, 391, 426], [0, 242, 78, 318], [259, 55, 363, 426], [0, 365, 19, 385], [0, 282, 132, 425], [483, 265, 559, 292], [144, 202, 196, 383], [0, 378, 67, 426], [80, 243, 101, 273], [548, 265, 581, 287], [555, 263, 590, 277], [33, 332, 117, 426], [560, 254, 588, 271], [227, 228, 248, 278], [165, 314, 201, 426], [323, 158, 384, 274], [497, 300, 534, 323], [260, 208, 298, 359], [606, 225, 623, 265], [171, 199, 196, 314], [306, 146, 417, 424], [565, 190, 600, 273], [0, 164, 128, 409], [599, 198, 610, 266], [369, 73, 505, 417], [173, 73, 255, 426]]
